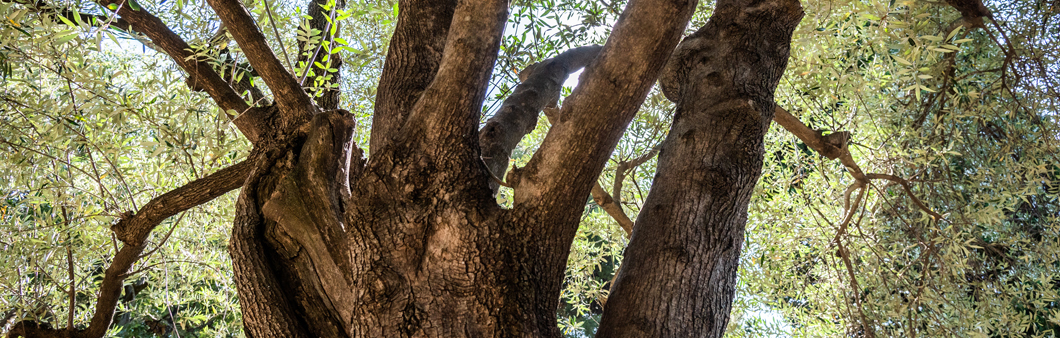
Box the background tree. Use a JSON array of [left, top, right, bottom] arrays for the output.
[[0, 0, 1057, 337]]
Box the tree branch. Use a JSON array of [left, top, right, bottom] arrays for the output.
[[205, 0, 316, 127], [773, 106, 943, 221], [479, 45, 603, 194], [513, 0, 696, 220], [391, 0, 506, 168], [612, 144, 661, 211], [9, 160, 251, 338], [369, 0, 456, 154], [590, 183, 634, 235], [93, 0, 262, 142], [866, 173, 944, 220]]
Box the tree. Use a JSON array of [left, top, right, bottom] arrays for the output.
[[1, 0, 804, 335], [2, 0, 1057, 336]]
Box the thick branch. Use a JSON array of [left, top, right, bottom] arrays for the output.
[[93, 0, 261, 141], [260, 111, 358, 331], [478, 45, 603, 194], [512, 0, 695, 216], [369, 0, 455, 154], [391, 0, 506, 169], [205, 0, 316, 126], [9, 161, 250, 338], [598, 0, 803, 334]]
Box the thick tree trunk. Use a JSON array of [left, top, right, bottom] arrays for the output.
[[597, 0, 803, 336], [227, 0, 696, 335]]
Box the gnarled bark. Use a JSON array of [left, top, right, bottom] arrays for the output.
[[369, 0, 456, 154], [598, 0, 804, 336]]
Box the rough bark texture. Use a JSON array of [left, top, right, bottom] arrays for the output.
[[479, 45, 603, 194], [226, 0, 697, 335], [369, 0, 455, 154], [597, 0, 803, 336]]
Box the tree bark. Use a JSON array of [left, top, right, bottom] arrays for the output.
[[597, 0, 803, 336]]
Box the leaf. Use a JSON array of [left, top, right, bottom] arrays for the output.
[[56, 31, 80, 44], [56, 13, 77, 27], [127, 0, 141, 11], [892, 55, 913, 66], [946, 26, 963, 40]]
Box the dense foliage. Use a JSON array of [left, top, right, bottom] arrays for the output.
[[0, 0, 1056, 336]]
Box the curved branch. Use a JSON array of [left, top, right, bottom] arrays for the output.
[[773, 106, 944, 221], [93, 0, 261, 141], [612, 143, 661, 210], [479, 45, 603, 194], [866, 173, 944, 220], [10, 160, 251, 338], [205, 0, 316, 126], [512, 0, 695, 216], [589, 143, 661, 236]]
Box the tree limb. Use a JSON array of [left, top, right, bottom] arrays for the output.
[[773, 106, 943, 221], [369, 0, 455, 154], [588, 143, 660, 237], [93, 0, 261, 142], [512, 0, 696, 219], [393, 0, 506, 168], [590, 182, 633, 235], [8, 160, 251, 338], [205, 0, 317, 127], [866, 173, 944, 220], [612, 144, 661, 211], [479, 45, 603, 194]]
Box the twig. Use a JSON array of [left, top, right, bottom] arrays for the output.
[[261, 0, 292, 71], [865, 173, 943, 220]]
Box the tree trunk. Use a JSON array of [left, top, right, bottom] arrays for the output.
[[597, 0, 803, 336], [226, 0, 698, 335]]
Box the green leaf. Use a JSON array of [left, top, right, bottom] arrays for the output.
[[55, 31, 79, 44], [892, 55, 913, 66]]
